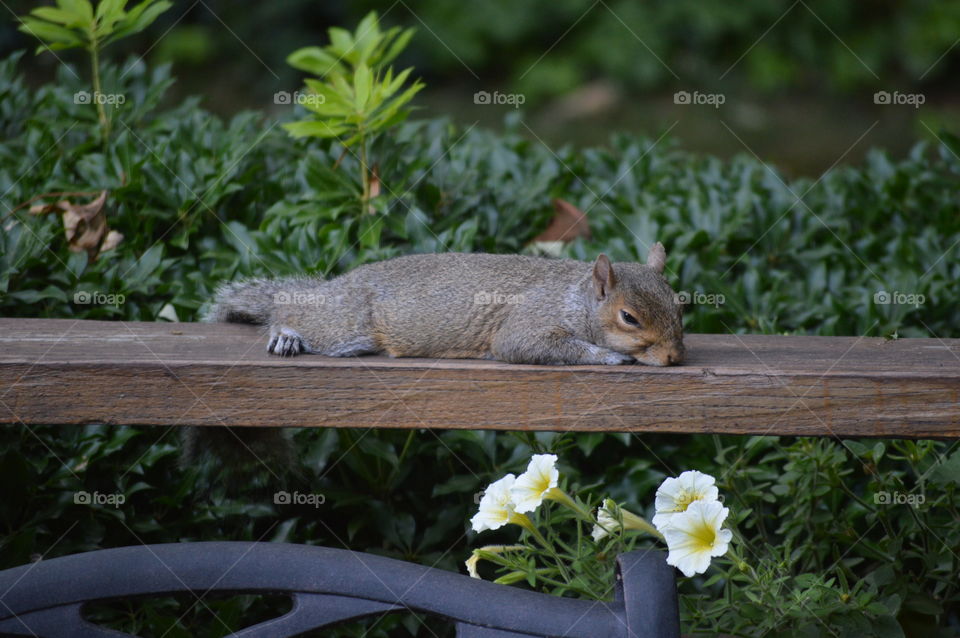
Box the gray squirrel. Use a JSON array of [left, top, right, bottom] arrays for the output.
[[205, 245, 685, 366], [188, 246, 685, 465]]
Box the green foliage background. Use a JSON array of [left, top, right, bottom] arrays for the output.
[[8, 0, 959, 97], [1, 49, 959, 637]]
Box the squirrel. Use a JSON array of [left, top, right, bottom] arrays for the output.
[[205, 244, 685, 366], [185, 245, 684, 467]]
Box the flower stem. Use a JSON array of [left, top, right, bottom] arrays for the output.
[[620, 507, 664, 540], [510, 513, 574, 583], [88, 36, 109, 144], [545, 487, 594, 522]]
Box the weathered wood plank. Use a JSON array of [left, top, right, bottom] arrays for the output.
[[0, 318, 957, 437]]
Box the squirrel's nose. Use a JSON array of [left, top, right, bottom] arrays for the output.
[[666, 346, 684, 365]]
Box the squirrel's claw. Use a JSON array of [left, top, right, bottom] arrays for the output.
[[268, 327, 305, 357], [600, 351, 636, 365]]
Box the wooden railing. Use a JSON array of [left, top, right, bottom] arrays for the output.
[[2, 318, 958, 437]]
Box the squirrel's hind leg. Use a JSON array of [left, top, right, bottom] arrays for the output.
[[322, 336, 379, 357], [267, 324, 378, 358]]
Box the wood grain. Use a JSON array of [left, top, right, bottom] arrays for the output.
[[1, 319, 958, 437]]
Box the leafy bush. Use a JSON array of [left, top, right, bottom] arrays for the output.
[[1, 39, 959, 637]]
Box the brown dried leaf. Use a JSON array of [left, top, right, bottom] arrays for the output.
[[99, 229, 124, 254], [61, 190, 108, 258], [533, 198, 591, 243], [369, 163, 381, 199], [29, 190, 110, 259]]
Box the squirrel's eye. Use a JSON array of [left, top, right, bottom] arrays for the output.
[[620, 310, 639, 326]]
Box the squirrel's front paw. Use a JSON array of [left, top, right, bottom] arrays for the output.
[[599, 350, 636, 365], [268, 326, 305, 357]]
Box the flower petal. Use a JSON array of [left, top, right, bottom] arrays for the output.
[[471, 474, 517, 533], [511, 454, 559, 514], [653, 470, 720, 532], [661, 500, 732, 577]]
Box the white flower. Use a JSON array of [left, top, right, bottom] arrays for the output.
[[511, 454, 559, 514], [465, 544, 524, 579], [592, 499, 621, 541], [470, 474, 518, 533], [465, 552, 482, 578], [653, 470, 719, 532], [592, 498, 662, 541], [662, 500, 733, 577]]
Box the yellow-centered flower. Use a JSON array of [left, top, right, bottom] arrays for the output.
[[653, 470, 719, 532], [511, 454, 561, 514], [662, 500, 733, 577], [471, 474, 519, 532]]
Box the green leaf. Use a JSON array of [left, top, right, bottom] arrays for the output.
[[353, 11, 381, 63], [18, 18, 86, 48], [30, 7, 85, 27], [353, 62, 372, 111], [95, 0, 126, 21], [105, 0, 171, 44], [8, 286, 68, 304], [282, 120, 349, 139], [287, 46, 345, 77], [327, 27, 355, 59], [57, 0, 93, 22], [380, 28, 414, 67]]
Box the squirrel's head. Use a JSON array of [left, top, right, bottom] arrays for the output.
[[590, 243, 685, 366]]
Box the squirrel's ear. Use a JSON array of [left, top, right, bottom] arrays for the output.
[[592, 254, 616, 300], [646, 242, 666, 274]]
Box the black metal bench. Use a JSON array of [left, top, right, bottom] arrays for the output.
[[0, 542, 679, 637]]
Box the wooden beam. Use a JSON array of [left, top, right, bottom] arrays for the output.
[[0, 319, 957, 437]]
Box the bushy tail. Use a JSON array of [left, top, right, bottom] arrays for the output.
[[203, 276, 320, 324], [191, 275, 323, 472]]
